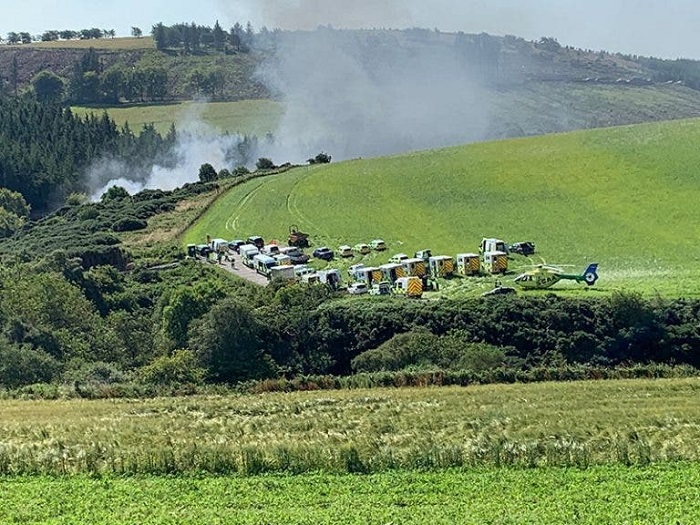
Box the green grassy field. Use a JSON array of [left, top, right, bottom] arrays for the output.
[[184, 118, 700, 296], [2, 464, 698, 524], [73, 99, 283, 136], [22, 36, 155, 50]]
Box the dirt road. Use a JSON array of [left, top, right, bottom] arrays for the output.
[[201, 252, 269, 286]]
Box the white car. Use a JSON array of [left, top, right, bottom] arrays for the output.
[[370, 239, 387, 251], [347, 282, 368, 295], [389, 253, 409, 264], [338, 245, 354, 258]]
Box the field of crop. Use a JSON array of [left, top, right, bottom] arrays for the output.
[[2, 378, 700, 522], [72, 99, 283, 136], [184, 117, 700, 296], [22, 36, 155, 50], [2, 464, 699, 524], [2, 378, 700, 476]]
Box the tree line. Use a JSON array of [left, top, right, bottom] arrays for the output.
[[3, 28, 118, 45], [150, 20, 272, 54]]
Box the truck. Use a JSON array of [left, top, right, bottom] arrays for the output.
[[380, 263, 405, 283], [402, 258, 427, 278], [482, 251, 508, 274], [317, 269, 342, 290], [428, 255, 455, 278], [455, 253, 481, 276], [480, 238, 509, 254], [288, 225, 310, 248], [269, 265, 296, 283], [393, 276, 423, 298], [239, 244, 260, 268], [253, 254, 277, 277]]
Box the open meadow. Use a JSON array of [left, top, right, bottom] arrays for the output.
[[2, 378, 700, 522], [184, 117, 700, 297], [72, 99, 283, 136]]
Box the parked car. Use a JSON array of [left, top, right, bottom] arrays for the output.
[[370, 281, 392, 295], [246, 235, 265, 249], [389, 253, 409, 264], [228, 240, 246, 253], [338, 245, 354, 258], [509, 241, 536, 256], [313, 246, 334, 261], [262, 244, 280, 256], [354, 243, 371, 255], [482, 286, 517, 297], [370, 239, 387, 251], [280, 246, 310, 265], [347, 282, 368, 295]]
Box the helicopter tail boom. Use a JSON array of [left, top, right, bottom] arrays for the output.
[[580, 263, 598, 286]]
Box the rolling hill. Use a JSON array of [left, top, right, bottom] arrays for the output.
[[184, 117, 700, 296]]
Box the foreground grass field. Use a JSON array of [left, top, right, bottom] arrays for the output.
[[2, 378, 700, 475], [73, 99, 283, 136], [2, 464, 698, 524], [185, 117, 700, 296]]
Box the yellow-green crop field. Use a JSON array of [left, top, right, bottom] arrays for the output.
[[73, 99, 283, 136], [2, 378, 700, 475], [22, 36, 155, 50], [185, 117, 700, 297], [2, 378, 700, 522]]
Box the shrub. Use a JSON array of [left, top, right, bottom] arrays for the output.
[[111, 216, 147, 232], [138, 350, 206, 386]]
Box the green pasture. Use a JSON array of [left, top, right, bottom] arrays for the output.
[[2, 464, 699, 524], [72, 99, 283, 136], [185, 118, 700, 296], [2, 378, 700, 475]]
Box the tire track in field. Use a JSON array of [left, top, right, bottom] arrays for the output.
[[225, 180, 266, 234], [285, 169, 326, 238]]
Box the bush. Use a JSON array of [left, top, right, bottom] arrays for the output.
[[138, 349, 206, 386], [111, 216, 148, 232], [307, 152, 332, 164], [0, 339, 61, 389]]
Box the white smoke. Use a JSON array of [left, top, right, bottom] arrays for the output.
[[89, 105, 247, 201]]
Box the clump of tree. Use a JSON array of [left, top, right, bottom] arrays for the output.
[[0, 188, 30, 238], [307, 152, 332, 164], [150, 20, 262, 54], [68, 49, 169, 104]]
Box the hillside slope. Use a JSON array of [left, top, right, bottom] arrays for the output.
[[185, 118, 700, 295]]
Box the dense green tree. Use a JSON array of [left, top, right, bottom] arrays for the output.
[[189, 297, 276, 383], [198, 163, 218, 182], [131, 27, 142, 38], [31, 70, 65, 103]]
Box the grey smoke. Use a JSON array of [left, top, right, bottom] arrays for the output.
[[257, 29, 490, 163]]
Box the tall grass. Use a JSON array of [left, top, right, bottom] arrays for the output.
[[1, 378, 700, 475]]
